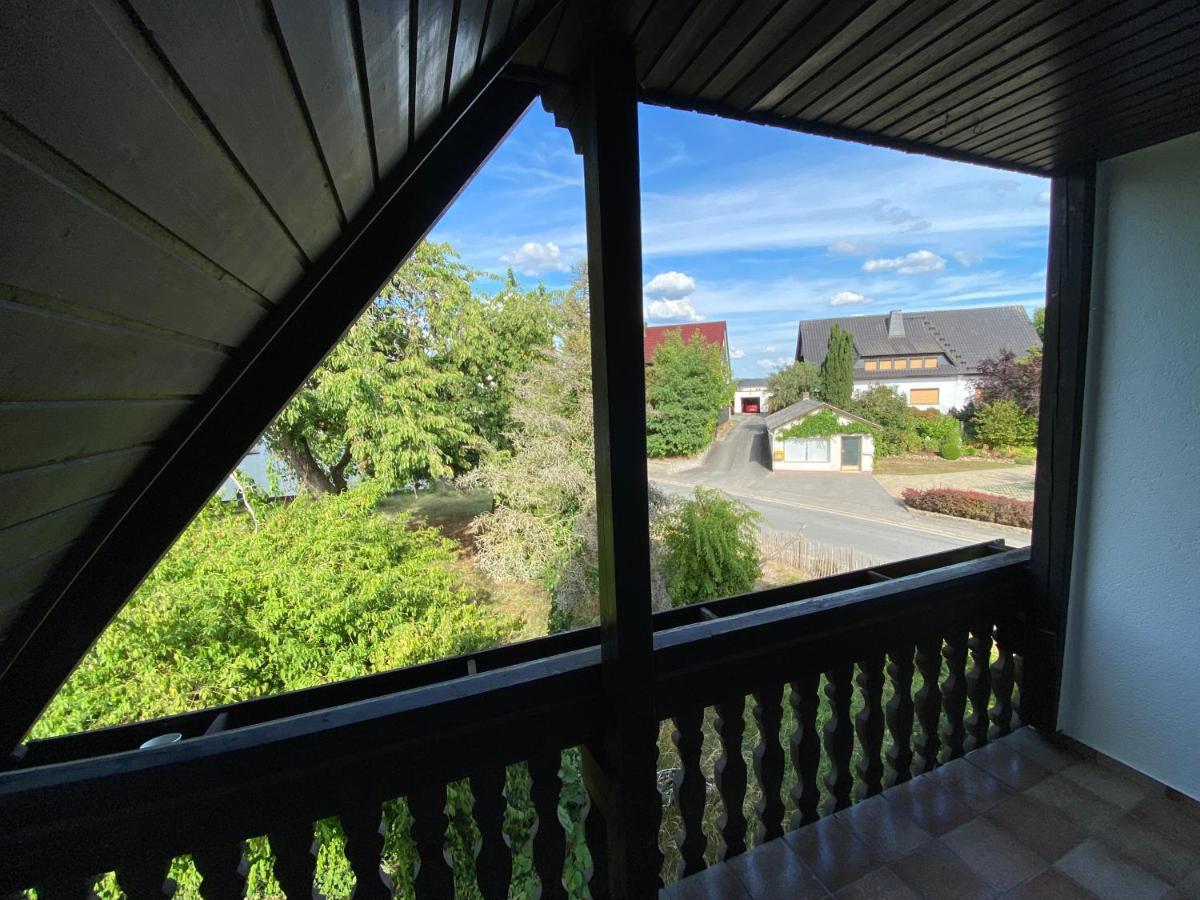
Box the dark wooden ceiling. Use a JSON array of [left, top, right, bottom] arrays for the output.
[[1, 0, 1197, 743]]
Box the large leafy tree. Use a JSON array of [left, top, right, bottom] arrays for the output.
[[848, 385, 919, 457], [974, 347, 1042, 416], [645, 330, 735, 457], [766, 360, 822, 410], [267, 243, 556, 494], [820, 324, 855, 407]]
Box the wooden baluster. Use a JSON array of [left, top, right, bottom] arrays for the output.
[[582, 780, 609, 900], [913, 637, 942, 774], [965, 623, 994, 752], [470, 765, 512, 900], [854, 656, 886, 801], [342, 804, 392, 900], [940, 629, 970, 763], [117, 859, 176, 899], [751, 683, 785, 844], [788, 674, 821, 828], [191, 842, 247, 899], [714, 697, 748, 860], [821, 665, 854, 815], [528, 750, 567, 900], [884, 645, 916, 787], [989, 634, 1017, 739], [268, 823, 318, 900], [408, 782, 452, 900], [670, 704, 707, 877]]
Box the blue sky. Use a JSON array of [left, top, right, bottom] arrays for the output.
[[430, 102, 1050, 379]]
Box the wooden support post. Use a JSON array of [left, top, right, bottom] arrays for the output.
[[559, 36, 660, 898], [1025, 165, 1096, 732]]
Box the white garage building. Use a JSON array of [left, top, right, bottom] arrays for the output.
[[765, 399, 879, 473]]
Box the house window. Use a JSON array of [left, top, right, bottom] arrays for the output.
[[895, 359, 907, 369], [923, 358, 938, 368], [910, 388, 940, 405], [864, 360, 877, 371], [782, 437, 831, 462], [879, 360, 893, 370]]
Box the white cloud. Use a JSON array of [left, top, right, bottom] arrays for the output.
[[863, 250, 946, 274], [764, 345, 777, 352], [756, 356, 794, 371], [643, 270, 697, 300], [828, 239, 862, 254], [729, 347, 746, 359], [953, 251, 983, 266], [645, 298, 703, 322], [871, 199, 931, 232], [501, 241, 568, 275], [830, 290, 871, 306]]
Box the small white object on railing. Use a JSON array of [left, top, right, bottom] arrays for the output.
[[139, 732, 183, 750]]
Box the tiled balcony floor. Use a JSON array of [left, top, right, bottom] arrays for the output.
[[661, 728, 1200, 900]]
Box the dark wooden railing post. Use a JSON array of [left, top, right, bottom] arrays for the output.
[[1026, 165, 1096, 732], [549, 33, 659, 898]]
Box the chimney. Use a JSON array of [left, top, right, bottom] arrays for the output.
[[887, 309, 905, 338]]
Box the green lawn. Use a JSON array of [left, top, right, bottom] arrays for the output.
[[874, 454, 1018, 475]]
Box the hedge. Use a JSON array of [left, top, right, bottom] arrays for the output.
[[902, 487, 1033, 528]]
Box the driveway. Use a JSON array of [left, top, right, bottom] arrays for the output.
[[649, 415, 1030, 564]]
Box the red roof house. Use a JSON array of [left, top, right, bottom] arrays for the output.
[[643, 321, 729, 365]]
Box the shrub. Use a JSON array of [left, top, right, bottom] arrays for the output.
[[913, 409, 960, 449], [658, 487, 762, 605], [939, 434, 962, 460], [962, 445, 980, 457], [847, 386, 919, 457], [972, 400, 1038, 449], [902, 487, 1033, 528], [646, 330, 735, 457]]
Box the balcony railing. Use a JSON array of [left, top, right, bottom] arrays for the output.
[[0, 542, 1032, 898]]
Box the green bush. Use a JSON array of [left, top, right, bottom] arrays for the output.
[[847, 386, 919, 457], [658, 488, 762, 605], [913, 409, 960, 449], [939, 434, 962, 460], [962, 445, 980, 457], [971, 400, 1038, 449], [646, 331, 735, 457]]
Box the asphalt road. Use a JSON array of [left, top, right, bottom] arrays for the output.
[[650, 416, 1029, 566]]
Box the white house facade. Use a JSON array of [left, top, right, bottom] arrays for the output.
[[764, 400, 878, 473], [794, 306, 1042, 414], [733, 378, 772, 414]]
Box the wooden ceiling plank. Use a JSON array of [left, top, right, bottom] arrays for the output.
[[128, 0, 344, 262], [0, 449, 151, 533], [0, 154, 268, 347], [0, 401, 186, 475], [701, 0, 826, 102], [357, 0, 413, 178], [724, 0, 879, 111], [0, 499, 110, 577], [449, 0, 490, 102], [866, 0, 1140, 137], [832, 0, 1055, 131], [414, 0, 457, 138], [960, 39, 1200, 158], [642, 0, 740, 90], [896, 0, 1191, 144], [0, 1, 307, 302], [949, 26, 1200, 155], [272, 0, 378, 222], [668, 0, 779, 98], [1036, 106, 1200, 169], [482, 0, 518, 62], [0, 302, 230, 403], [770, 0, 960, 119], [509, 2, 565, 71], [1, 550, 72, 621], [634, 0, 710, 83]]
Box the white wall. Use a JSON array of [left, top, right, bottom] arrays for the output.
[[852, 375, 974, 413], [1059, 132, 1200, 799]]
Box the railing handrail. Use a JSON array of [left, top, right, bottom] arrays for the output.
[[13, 540, 1009, 769]]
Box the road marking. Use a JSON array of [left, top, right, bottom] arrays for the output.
[[651, 477, 1010, 543]]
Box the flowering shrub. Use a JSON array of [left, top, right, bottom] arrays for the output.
[[902, 487, 1033, 528]]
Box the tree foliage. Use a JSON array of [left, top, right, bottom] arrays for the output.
[[820, 324, 855, 408], [34, 486, 515, 739], [775, 409, 873, 440], [972, 399, 1038, 448], [658, 488, 762, 605], [847, 385, 919, 457], [645, 331, 735, 458], [1033, 307, 1046, 339], [766, 361, 822, 410], [974, 348, 1042, 417], [267, 243, 557, 495]]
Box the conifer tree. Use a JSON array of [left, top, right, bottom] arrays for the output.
[[821, 324, 855, 407]]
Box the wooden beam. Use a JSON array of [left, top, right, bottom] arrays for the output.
[[1025, 165, 1096, 732], [577, 37, 660, 898], [0, 74, 540, 754]]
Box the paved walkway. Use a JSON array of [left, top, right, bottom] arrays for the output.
[[876, 467, 1038, 502]]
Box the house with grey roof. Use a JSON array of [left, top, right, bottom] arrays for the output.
[[794, 306, 1041, 413]]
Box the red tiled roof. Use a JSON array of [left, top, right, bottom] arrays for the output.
[[643, 321, 728, 364]]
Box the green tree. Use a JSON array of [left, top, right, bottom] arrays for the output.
[[1033, 307, 1046, 338], [658, 487, 762, 605], [820, 324, 855, 407], [766, 361, 822, 410], [972, 399, 1038, 448], [268, 243, 556, 494], [645, 331, 735, 457], [847, 385, 919, 457]]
